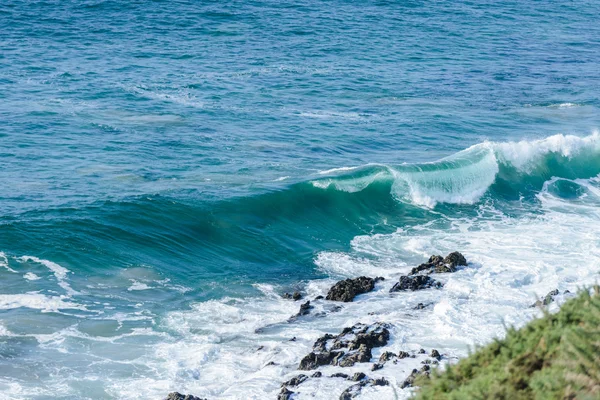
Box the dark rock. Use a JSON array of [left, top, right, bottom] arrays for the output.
[[375, 276, 385, 282], [531, 289, 560, 308], [289, 337, 297, 342], [339, 376, 389, 400], [339, 383, 363, 400], [390, 276, 442, 292], [421, 364, 430, 372], [265, 361, 277, 366], [371, 363, 383, 371], [314, 295, 324, 300], [312, 371, 322, 378], [282, 291, 303, 301], [338, 344, 372, 367], [297, 301, 313, 316], [401, 369, 419, 388], [414, 302, 426, 310], [165, 393, 206, 400], [350, 372, 366, 381], [298, 323, 390, 370], [326, 276, 376, 302], [421, 359, 431, 365], [282, 374, 308, 387], [431, 349, 441, 360], [398, 351, 410, 359], [379, 351, 396, 363], [257, 346, 264, 351], [331, 372, 349, 379], [410, 252, 468, 275], [369, 377, 389, 386], [278, 387, 294, 400], [418, 349, 426, 354], [444, 252, 467, 268], [298, 351, 338, 370]]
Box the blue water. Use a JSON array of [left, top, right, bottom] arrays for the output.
[[1, 1, 600, 399]]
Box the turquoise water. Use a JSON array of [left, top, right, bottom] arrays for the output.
[[1, 1, 600, 399]]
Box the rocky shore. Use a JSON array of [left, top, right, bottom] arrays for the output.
[[164, 252, 474, 400]]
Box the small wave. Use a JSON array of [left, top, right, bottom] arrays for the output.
[[18, 256, 79, 295]]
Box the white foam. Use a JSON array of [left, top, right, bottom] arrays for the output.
[[0, 252, 16, 273], [128, 280, 151, 291], [0, 294, 85, 312], [23, 272, 41, 281], [18, 256, 79, 295], [492, 131, 600, 171]]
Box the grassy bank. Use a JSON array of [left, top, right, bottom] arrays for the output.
[[414, 287, 600, 400]]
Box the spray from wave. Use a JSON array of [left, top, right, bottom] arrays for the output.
[[311, 132, 600, 207]]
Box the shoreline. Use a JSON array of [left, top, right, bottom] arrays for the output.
[[163, 252, 576, 400]]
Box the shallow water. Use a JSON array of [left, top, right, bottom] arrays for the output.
[[1, 1, 600, 399]]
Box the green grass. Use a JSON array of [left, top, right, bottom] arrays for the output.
[[414, 287, 600, 400]]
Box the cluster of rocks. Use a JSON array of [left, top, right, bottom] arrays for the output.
[[166, 252, 468, 400], [298, 322, 390, 370], [389, 251, 467, 293]]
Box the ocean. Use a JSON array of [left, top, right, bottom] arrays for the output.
[[1, 1, 600, 399]]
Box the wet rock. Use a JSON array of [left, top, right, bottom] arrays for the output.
[[402, 367, 430, 388], [298, 351, 339, 370], [379, 351, 396, 363], [398, 351, 410, 359], [339, 383, 363, 400], [298, 323, 390, 370], [289, 301, 314, 321], [326, 276, 376, 302], [282, 374, 308, 387], [371, 363, 383, 371], [338, 344, 372, 367], [257, 346, 264, 351], [331, 372, 349, 379], [350, 372, 366, 381], [289, 337, 297, 342], [390, 276, 442, 292], [312, 371, 322, 378], [410, 252, 468, 275], [431, 349, 441, 360], [418, 348, 426, 354], [278, 387, 294, 400], [339, 377, 389, 400], [283, 291, 303, 301], [314, 295, 324, 300], [414, 302, 427, 310], [265, 361, 277, 366], [370, 377, 389, 386], [531, 289, 560, 307], [297, 301, 313, 316], [165, 393, 206, 400]]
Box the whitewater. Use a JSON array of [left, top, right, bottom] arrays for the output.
[[2, 133, 600, 399], [3, 1, 600, 399]]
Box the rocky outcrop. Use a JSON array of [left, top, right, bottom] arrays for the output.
[[339, 377, 389, 399], [298, 323, 390, 370], [326, 276, 383, 302], [165, 393, 206, 400], [278, 387, 294, 400], [282, 374, 308, 387], [390, 275, 442, 292], [410, 252, 467, 275]]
